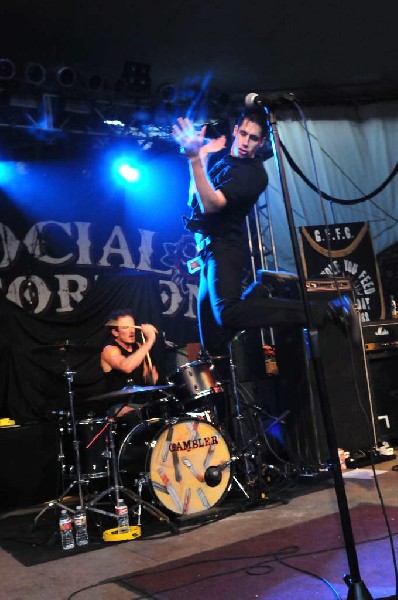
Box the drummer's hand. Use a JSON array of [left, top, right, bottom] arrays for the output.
[[143, 363, 158, 384], [140, 323, 158, 343]]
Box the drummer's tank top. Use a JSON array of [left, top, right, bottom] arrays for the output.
[[103, 343, 145, 392]]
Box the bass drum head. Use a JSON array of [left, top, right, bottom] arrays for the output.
[[149, 418, 232, 515]]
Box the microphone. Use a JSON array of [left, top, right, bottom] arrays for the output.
[[204, 460, 233, 487], [245, 91, 295, 108]]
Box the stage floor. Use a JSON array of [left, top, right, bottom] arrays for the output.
[[1, 452, 398, 599]]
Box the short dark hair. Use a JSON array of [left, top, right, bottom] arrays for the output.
[[106, 308, 134, 325], [237, 108, 269, 139]]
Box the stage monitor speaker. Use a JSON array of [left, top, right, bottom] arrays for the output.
[[367, 350, 398, 443], [273, 285, 376, 468]]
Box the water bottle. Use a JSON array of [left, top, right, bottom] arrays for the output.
[[59, 509, 75, 550], [73, 506, 89, 546], [115, 499, 130, 534], [390, 295, 397, 318]]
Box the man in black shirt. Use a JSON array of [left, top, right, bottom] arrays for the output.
[[173, 109, 328, 356]]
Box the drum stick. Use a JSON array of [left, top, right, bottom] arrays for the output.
[[85, 422, 109, 448]]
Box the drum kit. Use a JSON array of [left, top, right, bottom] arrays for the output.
[[34, 341, 269, 533]]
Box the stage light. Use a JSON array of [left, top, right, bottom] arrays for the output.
[[25, 63, 46, 85], [118, 163, 140, 183], [0, 58, 16, 80], [56, 66, 76, 88], [158, 83, 177, 104], [0, 162, 13, 185], [121, 61, 151, 96]]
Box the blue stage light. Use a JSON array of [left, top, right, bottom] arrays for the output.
[[118, 163, 140, 183], [0, 161, 13, 185]]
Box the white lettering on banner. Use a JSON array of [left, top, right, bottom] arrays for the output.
[[313, 226, 353, 244], [0, 220, 198, 318], [7, 275, 52, 313], [160, 279, 183, 316], [320, 260, 376, 322], [137, 229, 172, 275], [184, 283, 198, 319], [344, 259, 358, 276], [0, 224, 21, 268], [24, 222, 74, 264], [75, 222, 93, 265], [55, 274, 89, 313], [97, 225, 135, 268]]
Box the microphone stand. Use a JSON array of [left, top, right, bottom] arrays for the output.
[[267, 107, 374, 600]]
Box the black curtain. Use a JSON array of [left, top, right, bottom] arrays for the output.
[[0, 270, 165, 424]]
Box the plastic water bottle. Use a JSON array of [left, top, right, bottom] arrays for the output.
[[390, 295, 397, 318], [115, 499, 130, 534], [59, 509, 75, 550], [73, 506, 89, 546]]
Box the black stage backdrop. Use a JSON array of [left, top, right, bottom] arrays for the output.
[[0, 136, 201, 422]]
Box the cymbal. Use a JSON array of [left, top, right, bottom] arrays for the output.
[[86, 384, 175, 403], [33, 341, 98, 353]]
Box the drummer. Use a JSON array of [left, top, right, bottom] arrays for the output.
[[100, 309, 159, 423]]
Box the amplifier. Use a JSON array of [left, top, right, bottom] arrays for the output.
[[256, 271, 353, 299], [305, 278, 353, 293], [362, 321, 398, 353]]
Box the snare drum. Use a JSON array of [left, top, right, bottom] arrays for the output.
[[118, 418, 232, 515], [169, 360, 223, 410]]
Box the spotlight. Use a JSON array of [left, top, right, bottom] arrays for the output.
[[56, 66, 76, 88], [25, 62, 46, 85], [0, 58, 16, 80], [158, 83, 177, 104], [121, 61, 151, 95], [118, 163, 140, 183]]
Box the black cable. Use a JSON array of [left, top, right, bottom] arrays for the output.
[[280, 138, 398, 205]]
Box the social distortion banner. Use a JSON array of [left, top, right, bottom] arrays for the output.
[[0, 220, 200, 345], [300, 221, 385, 322]]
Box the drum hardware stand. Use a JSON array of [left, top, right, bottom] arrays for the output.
[[85, 415, 179, 535], [33, 358, 87, 527], [227, 337, 257, 485]]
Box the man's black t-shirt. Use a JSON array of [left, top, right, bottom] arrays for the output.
[[185, 154, 268, 245]]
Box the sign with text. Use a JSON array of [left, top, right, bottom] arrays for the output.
[[300, 222, 385, 322]]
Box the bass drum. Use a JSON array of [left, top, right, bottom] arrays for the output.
[[118, 418, 232, 515]]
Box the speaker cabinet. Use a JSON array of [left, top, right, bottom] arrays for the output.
[[0, 422, 58, 511], [367, 350, 398, 443], [274, 317, 376, 467]]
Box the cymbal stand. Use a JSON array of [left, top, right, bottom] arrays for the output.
[[33, 355, 86, 525], [85, 414, 179, 535], [227, 338, 257, 486]]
